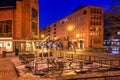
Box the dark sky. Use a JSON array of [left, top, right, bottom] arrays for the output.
[[39, 0, 113, 29], [0, 0, 16, 7]]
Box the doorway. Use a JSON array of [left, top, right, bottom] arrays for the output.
[[80, 40, 83, 49]]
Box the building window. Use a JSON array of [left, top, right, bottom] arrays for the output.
[[60, 21, 65, 24], [90, 16, 93, 19], [90, 15, 102, 20], [93, 9, 96, 13], [93, 22, 95, 25], [99, 9, 102, 14], [32, 22, 37, 35], [54, 28, 56, 30], [6, 20, 12, 33], [90, 33, 92, 36], [83, 33, 85, 37], [96, 33, 98, 36], [90, 21, 93, 25], [90, 9, 93, 13], [94, 16, 96, 19], [32, 8, 38, 19], [99, 21, 101, 25], [0, 20, 12, 34], [34, 0, 37, 3], [96, 9, 99, 14], [53, 24, 56, 27], [96, 21, 98, 25], [0, 22, 2, 33], [48, 27, 51, 29], [90, 8, 102, 14], [83, 10, 87, 15], [96, 27, 98, 31], [90, 40, 92, 47], [90, 27, 92, 31], [48, 30, 50, 32], [99, 16, 101, 19], [54, 32, 56, 34]]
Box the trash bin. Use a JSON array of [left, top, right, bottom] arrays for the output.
[[2, 51, 6, 57]]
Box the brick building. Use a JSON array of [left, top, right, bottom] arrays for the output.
[[41, 6, 104, 50], [0, 0, 39, 53]]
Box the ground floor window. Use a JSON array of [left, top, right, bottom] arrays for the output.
[[0, 41, 12, 54]]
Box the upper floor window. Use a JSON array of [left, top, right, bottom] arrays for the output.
[[90, 15, 102, 20], [90, 21, 102, 26], [48, 27, 51, 29], [54, 32, 56, 34], [6, 20, 12, 33], [0, 22, 2, 33], [48, 30, 50, 32], [90, 8, 102, 14], [53, 24, 56, 27], [54, 28, 56, 30], [34, 0, 37, 3], [0, 20, 12, 33], [32, 8, 38, 19], [83, 10, 87, 15], [32, 22, 37, 35]]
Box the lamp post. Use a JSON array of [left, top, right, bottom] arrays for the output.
[[67, 26, 73, 40], [67, 25, 78, 58], [67, 26, 73, 50]]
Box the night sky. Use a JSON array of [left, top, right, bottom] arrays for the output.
[[39, 0, 114, 29], [0, 0, 16, 7], [0, 0, 115, 29]]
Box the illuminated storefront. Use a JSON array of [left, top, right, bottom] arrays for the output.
[[104, 39, 120, 54]]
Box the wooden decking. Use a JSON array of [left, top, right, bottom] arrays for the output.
[[0, 59, 18, 80]]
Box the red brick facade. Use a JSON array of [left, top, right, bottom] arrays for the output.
[[41, 6, 104, 50], [0, 0, 39, 52]]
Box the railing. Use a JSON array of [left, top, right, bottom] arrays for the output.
[[17, 49, 120, 79], [55, 51, 120, 68], [60, 74, 120, 80]]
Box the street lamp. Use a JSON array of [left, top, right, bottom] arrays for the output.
[[41, 34, 45, 39], [68, 25, 78, 58], [76, 34, 80, 38], [67, 26, 74, 40], [68, 26, 73, 31], [54, 37, 57, 40]]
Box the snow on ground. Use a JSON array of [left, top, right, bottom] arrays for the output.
[[1, 55, 118, 80], [1, 57, 55, 80]]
